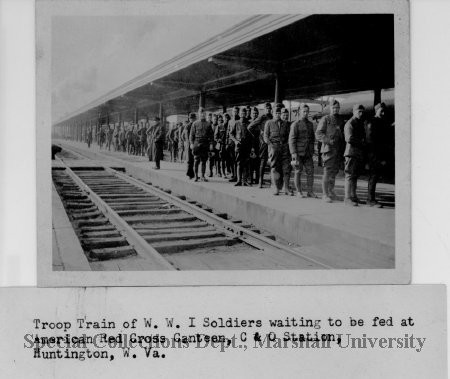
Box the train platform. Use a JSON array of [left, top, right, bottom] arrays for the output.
[[53, 140, 395, 269]]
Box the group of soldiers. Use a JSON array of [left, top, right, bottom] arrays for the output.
[[167, 100, 392, 207], [85, 99, 393, 208], [85, 116, 166, 169]]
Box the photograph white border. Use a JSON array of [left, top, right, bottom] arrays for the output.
[[36, 0, 410, 286]]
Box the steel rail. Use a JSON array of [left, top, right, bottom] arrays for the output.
[[107, 167, 333, 270], [55, 156, 175, 270], [57, 144, 333, 269]]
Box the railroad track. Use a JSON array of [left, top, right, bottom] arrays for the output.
[[53, 147, 332, 271]]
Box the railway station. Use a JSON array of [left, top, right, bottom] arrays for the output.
[[51, 14, 396, 272]]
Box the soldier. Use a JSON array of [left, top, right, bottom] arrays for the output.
[[166, 124, 173, 161], [316, 100, 345, 203], [264, 106, 292, 195], [343, 104, 366, 206], [170, 123, 179, 162], [178, 121, 185, 162], [119, 124, 126, 152], [139, 121, 147, 156], [86, 125, 92, 148], [106, 124, 113, 151], [230, 107, 251, 186], [132, 124, 138, 154], [289, 104, 317, 198], [184, 113, 196, 179], [125, 123, 132, 154], [208, 114, 219, 177], [248, 102, 273, 188], [190, 107, 213, 182], [98, 125, 106, 149], [280, 108, 293, 194], [226, 107, 240, 182], [146, 121, 155, 161], [113, 124, 120, 151], [245, 105, 252, 123], [214, 113, 227, 178], [152, 116, 165, 169], [247, 107, 260, 184], [365, 102, 389, 207]]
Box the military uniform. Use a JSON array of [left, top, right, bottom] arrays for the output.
[[119, 127, 126, 152], [183, 119, 195, 178], [153, 121, 165, 169], [289, 118, 315, 195], [178, 123, 185, 162], [214, 121, 227, 177], [172, 125, 179, 162], [226, 117, 238, 180], [344, 111, 366, 204], [133, 127, 140, 155], [263, 118, 291, 193], [139, 124, 147, 156], [230, 117, 251, 185], [146, 124, 155, 161], [113, 126, 119, 151], [208, 121, 218, 176], [99, 127, 106, 149], [248, 113, 273, 187], [316, 114, 344, 200], [86, 126, 92, 148], [189, 118, 213, 180]]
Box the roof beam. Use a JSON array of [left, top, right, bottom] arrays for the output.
[[202, 69, 272, 92], [211, 54, 278, 73], [152, 80, 202, 91]]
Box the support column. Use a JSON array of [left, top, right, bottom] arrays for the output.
[[134, 108, 138, 124], [159, 102, 163, 121], [96, 113, 101, 143], [374, 88, 381, 106], [199, 91, 206, 109], [274, 72, 284, 105]]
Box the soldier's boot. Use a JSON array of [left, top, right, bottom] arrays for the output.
[[282, 175, 294, 196], [201, 161, 208, 181], [254, 163, 260, 185], [366, 176, 382, 207], [258, 166, 265, 188], [294, 172, 305, 198], [351, 180, 360, 204], [367, 179, 383, 207], [209, 159, 214, 177], [322, 171, 332, 203], [344, 180, 358, 206], [271, 170, 280, 195], [328, 180, 337, 200], [234, 166, 243, 186], [194, 161, 200, 182], [306, 174, 318, 198]]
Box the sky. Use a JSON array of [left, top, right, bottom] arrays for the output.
[[51, 15, 249, 122]]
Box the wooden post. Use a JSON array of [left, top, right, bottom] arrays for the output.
[[274, 72, 284, 105], [199, 91, 206, 109], [159, 102, 163, 121], [374, 88, 381, 107]]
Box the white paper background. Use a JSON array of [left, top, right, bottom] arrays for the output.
[[0, 0, 449, 362]]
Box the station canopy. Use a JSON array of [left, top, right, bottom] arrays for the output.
[[55, 14, 394, 126]]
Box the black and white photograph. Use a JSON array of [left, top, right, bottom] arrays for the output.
[[36, 0, 410, 285]]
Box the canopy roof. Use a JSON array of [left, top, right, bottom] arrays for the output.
[[55, 13, 394, 126]]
